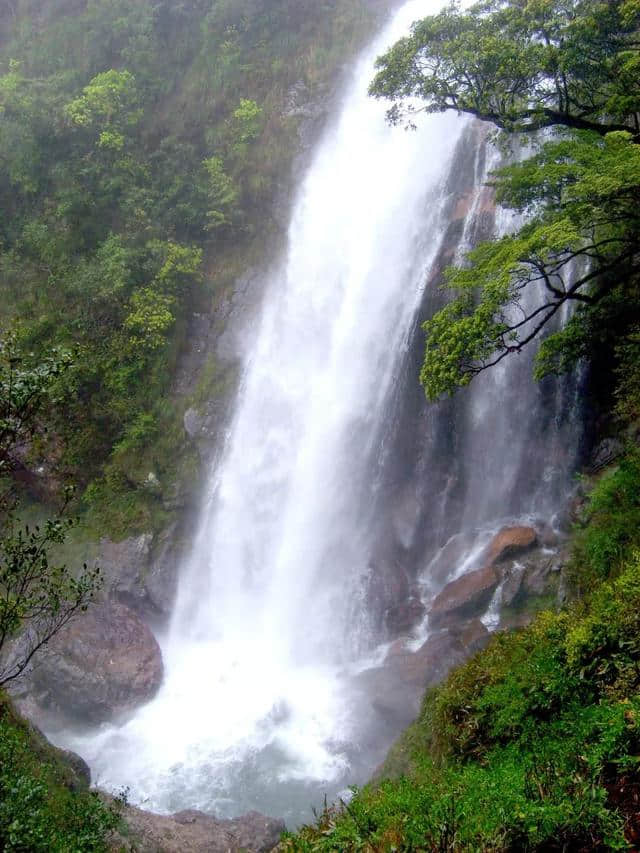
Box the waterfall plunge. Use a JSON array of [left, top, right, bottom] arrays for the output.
[[53, 0, 580, 827]]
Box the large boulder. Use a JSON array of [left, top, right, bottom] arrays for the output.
[[33, 602, 163, 724], [116, 804, 285, 853], [355, 630, 468, 728], [429, 564, 499, 628], [484, 525, 537, 565]]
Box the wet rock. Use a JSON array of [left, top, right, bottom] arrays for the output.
[[568, 493, 589, 525], [557, 572, 570, 606], [215, 270, 261, 364], [398, 631, 468, 687], [143, 471, 162, 495], [33, 602, 163, 724], [353, 667, 418, 728], [501, 562, 525, 607], [183, 406, 205, 440], [520, 544, 570, 597], [423, 531, 479, 589], [116, 804, 285, 853], [384, 596, 426, 636], [429, 565, 499, 628], [485, 526, 537, 565], [390, 488, 423, 550], [366, 557, 424, 638], [589, 437, 623, 472], [522, 554, 555, 596], [100, 526, 184, 620], [383, 636, 414, 662], [537, 522, 561, 549], [101, 533, 153, 610], [455, 618, 491, 655], [144, 522, 183, 617], [356, 631, 467, 728]]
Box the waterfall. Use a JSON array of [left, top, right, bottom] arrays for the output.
[[52, 0, 582, 827]]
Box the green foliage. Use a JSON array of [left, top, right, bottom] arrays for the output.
[[0, 0, 381, 533], [615, 327, 640, 423], [0, 694, 120, 851], [569, 449, 640, 592], [203, 155, 239, 231], [419, 129, 640, 399], [0, 333, 73, 480], [0, 336, 102, 686], [370, 0, 640, 136], [232, 98, 263, 146], [64, 69, 141, 140], [371, 0, 640, 401]]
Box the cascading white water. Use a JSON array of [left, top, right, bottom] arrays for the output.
[[48, 0, 585, 828], [55, 0, 472, 823]]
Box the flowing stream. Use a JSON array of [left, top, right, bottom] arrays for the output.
[[54, 0, 582, 827]]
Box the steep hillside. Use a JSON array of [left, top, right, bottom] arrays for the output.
[[0, 0, 391, 536]]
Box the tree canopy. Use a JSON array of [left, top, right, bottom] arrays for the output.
[[371, 0, 640, 136], [370, 0, 640, 399]]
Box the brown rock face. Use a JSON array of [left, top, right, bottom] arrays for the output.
[[485, 525, 537, 565], [429, 565, 498, 628], [115, 804, 285, 853], [34, 602, 163, 723]]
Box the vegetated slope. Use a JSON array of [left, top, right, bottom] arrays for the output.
[[0, 0, 386, 536], [0, 691, 123, 851], [284, 449, 640, 850]]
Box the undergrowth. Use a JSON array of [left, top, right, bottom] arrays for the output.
[[0, 695, 121, 851]]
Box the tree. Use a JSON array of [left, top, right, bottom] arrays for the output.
[[370, 0, 640, 399], [370, 0, 640, 137], [64, 69, 142, 150], [0, 335, 101, 686]]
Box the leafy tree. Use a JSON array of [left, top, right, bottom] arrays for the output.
[[0, 335, 101, 687], [123, 287, 175, 352], [370, 0, 640, 136], [232, 98, 263, 145], [64, 69, 141, 147], [371, 0, 640, 399]]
